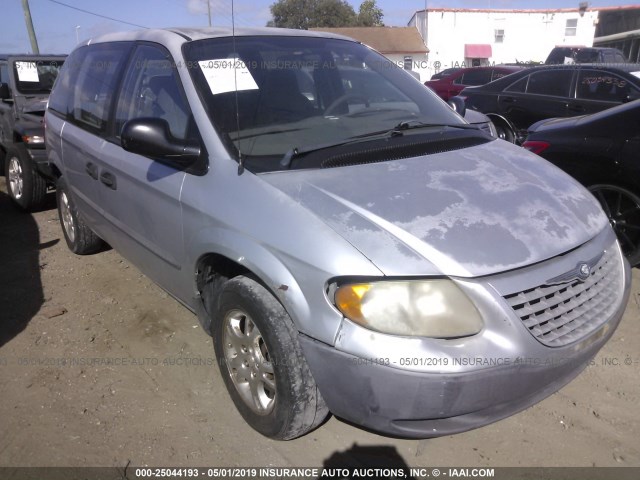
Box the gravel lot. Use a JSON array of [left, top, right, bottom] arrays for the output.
[[1, 182, 639, 469]]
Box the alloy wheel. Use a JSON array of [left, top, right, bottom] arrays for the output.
[[222, 309, 276, 415], [8, 157, 24, 199], [59, 191, 76, 244]]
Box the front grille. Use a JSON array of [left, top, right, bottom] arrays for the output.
[[504, 246, 623, 347]]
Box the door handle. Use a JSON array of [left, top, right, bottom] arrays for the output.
[[501, 96, 516, 103], [568, 104, 585, 113], [85, 162, 98, 180], [100, 171, 117, 190]]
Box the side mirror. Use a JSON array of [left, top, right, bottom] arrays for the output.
[[0, 83, 11, 100], [121, 118, 200, 165], [447, 96, 466, 117]]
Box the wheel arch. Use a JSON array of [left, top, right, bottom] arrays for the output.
[[189, 233, 314, 339], [486, 113, 518, 141]]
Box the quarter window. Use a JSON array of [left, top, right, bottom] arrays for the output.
[[505, 75, 528, 93]]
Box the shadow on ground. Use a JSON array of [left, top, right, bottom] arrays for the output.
[[0, 190, 54, 347], [321, 444, 416, 479]]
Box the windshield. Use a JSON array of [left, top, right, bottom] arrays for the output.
[[12, 59, 65, 94], [183, 36, 465, 171]]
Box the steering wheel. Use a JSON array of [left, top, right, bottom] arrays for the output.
[[324, 94, 369, 116]]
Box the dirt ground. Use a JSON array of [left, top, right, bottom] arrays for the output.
[[1, 181, 639, 470]]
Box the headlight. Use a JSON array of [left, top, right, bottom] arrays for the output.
[[334, 280, 483, 338]]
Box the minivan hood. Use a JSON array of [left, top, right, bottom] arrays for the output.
[[261, 140, 608, 277]]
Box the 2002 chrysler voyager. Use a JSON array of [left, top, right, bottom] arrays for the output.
[[45, 28, 631, 440]]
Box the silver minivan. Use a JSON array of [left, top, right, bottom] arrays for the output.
[[45, 28, 631, 440]]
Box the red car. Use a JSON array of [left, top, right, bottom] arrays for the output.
[[425, 65, 523, 101]]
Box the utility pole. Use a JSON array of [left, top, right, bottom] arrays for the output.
[[21, 0, 40, 54], [207, 0, 212, 27]]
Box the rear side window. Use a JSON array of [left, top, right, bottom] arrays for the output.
[[576, 70, 640, 102], [526, 70, 573, 97], [455, 69, 492, 86], [70, 43, 132, 133]]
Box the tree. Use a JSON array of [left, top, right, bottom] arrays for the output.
[[270, 0, 383, 29], [358, 0, 384, 26]]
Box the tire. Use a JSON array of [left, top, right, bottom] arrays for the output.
[[589, 184, 640, 267], [212, 276, 328, 440], [56, 178, 104, 255], [4, 145, 48, 211], [492, 119, 516, 143]]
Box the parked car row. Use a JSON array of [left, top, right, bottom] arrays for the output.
[[431, 61, 640, 267], [40, 27, 631, 441], [425, 65, 523, 101], [457, 63, 640, 143]]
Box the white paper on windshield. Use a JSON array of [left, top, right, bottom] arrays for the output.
[[16, 61, 40, 82], [199, 58, 259, 95], [632, 71, 640, 79]]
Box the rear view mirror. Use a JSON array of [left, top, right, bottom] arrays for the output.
[[121, 117, 200, 165]]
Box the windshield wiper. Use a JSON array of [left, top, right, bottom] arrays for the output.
[[280, 129, 404, 168], [280, 121, 478, 169], [394, 120, 479, 131]]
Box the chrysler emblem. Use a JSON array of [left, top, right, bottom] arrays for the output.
[[545, 252, 603, 286], [578, 263, 591, 280]]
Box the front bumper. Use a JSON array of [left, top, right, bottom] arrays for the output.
[[301, 228, 631, 438], [300, 313, 621, 438]]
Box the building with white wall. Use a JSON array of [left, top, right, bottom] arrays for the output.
[[408, 7, 599, 79]]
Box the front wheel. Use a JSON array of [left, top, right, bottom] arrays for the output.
[[212, 276, 328, 439], [4, 145, 48, 211], [589, 184, 640, 267]]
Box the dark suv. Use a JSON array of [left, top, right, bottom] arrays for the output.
[[545, 46, 628, 65], [0, 54, 66, 210], [458, 63, 640, 143]]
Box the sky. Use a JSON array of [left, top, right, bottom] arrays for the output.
[[1, 0, 639, 54]]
